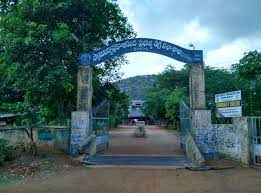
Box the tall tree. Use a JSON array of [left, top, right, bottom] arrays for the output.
[[155, 65, 189, 94], [204, 66, 237, 108], [165, 89, 188, 128], [105, 83, 129, 128], [0, 0, 135, 124], [232, 51, 261, 116], [143, 64, 241, 124], [143, 89, 171, 121]]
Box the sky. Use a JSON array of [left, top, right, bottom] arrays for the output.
[[117, 0, 261, 78]]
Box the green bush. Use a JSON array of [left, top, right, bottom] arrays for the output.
[[109, 115, 118, 129], [0, 138, 12, 165]]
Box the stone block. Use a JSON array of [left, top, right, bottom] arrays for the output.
[[185, 133, 205, 167]]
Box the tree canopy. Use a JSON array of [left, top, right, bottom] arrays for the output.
[[0, 0, 135, 125], [143, 52, 260, 126], [232, 51, 261, 115]]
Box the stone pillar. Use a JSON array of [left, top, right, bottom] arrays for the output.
[[77, 66, 92, 111], [189, 64, 215, 158], [189, 64, 206, 110], [70, 111, 90, 156], [70, 66, 95, 157], [192, 110, 215, 157], [233, 117, 250, 165]]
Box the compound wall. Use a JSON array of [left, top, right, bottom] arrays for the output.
[[193, 110, 250, 164]]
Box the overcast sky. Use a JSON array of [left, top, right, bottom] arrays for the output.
[[117, 0, 261, 78]]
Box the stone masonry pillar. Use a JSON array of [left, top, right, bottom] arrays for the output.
[[189, 64, 206, 110], [189, 64, 214, 157], [77, 66, 93, 111], [70, 66, 95, 157]]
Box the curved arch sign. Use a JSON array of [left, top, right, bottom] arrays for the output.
[[79, 38, 203, 66]]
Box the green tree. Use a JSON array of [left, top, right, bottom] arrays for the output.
[[143, 51, 261, 124], [143, 89, 171, 121], [165, 89, 189, 128], [106, 83, 129, 128], [232, 51, 261, 116], [0, 0, 135, 124], [204, 66, 237, 108], [155, 65, 189, 94], [143, 65, 190, 124], [143, 65, 239, 124]]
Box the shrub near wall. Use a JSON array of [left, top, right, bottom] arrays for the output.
[[0, 138, 12, 165], [0, 136, 28, 166]]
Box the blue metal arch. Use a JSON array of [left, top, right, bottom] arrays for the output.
[[79, 38, 203, 66]]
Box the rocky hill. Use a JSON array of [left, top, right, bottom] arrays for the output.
[[116, 75, 156, 100]]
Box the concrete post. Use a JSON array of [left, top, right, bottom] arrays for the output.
[[70, 111, 90, 156], [191, 110, 214, 157], [70, 66, 96, 157], [189, 64, 212, 157], [77, 66, 93, 111], [189, 64, 206, 110], [233, 117, 250, 165]]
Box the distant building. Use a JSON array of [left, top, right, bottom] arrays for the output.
[[0, 114, 16, 126], [127, 100, 145, 124]]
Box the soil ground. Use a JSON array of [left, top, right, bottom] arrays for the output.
[[0, 125, 260, 193], [99, 125, 184, 155], [1, 164, 261, 193]]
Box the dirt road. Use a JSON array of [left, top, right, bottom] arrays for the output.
[[100, 125, 184, 155], [0, 125, 260, 193], [1, 166, 260, 193]]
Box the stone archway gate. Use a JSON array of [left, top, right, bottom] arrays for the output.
[[70, 38, 206, 157]]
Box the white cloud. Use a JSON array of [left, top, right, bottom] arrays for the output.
[[205, 38, 261, 69], [117, 0, 261, 78], [119, 52, 184, 78], [117, 2, 211, 78], [181, 19, 210, 44], [118, 0, 140, 34]]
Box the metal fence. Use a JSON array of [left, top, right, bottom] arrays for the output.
[[179, 100, 192, 151], [249, 117, 261, 166], [92, 100, 110, 151]]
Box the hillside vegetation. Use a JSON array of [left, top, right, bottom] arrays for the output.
[[117, 75, 156, 99]]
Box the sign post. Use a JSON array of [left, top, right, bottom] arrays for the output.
[[215, 90, 242, 118]]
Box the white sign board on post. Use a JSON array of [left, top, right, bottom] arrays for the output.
[[215, 90, 242, 118], [136, 121, 145, 128]]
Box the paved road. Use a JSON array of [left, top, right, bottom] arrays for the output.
[[99, 125, 184, 155]]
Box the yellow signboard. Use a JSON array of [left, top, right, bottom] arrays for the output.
[[216, 100, 241, 108]]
